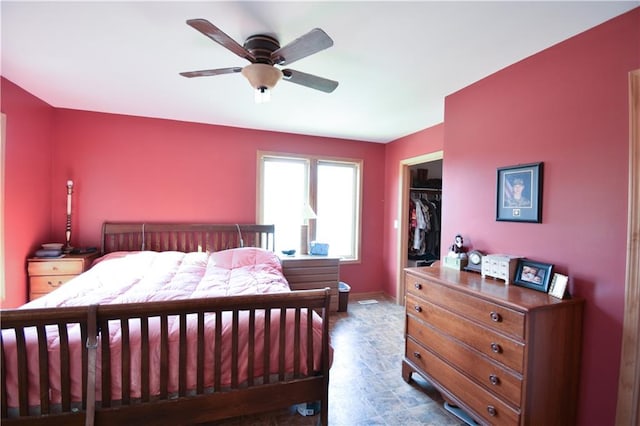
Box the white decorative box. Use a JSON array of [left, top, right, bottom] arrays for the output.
[[481, 254, 522, 284]]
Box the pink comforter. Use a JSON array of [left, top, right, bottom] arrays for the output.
[[4, 248, 326, 408]]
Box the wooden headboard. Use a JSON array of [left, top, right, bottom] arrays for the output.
[[101, 222, 275, 254]]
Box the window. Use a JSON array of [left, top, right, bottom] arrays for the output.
[[258, 152, 362, 262]]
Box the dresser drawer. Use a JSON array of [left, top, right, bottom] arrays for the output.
[[406, 315, 523, 406], [29, 275, 76, 293], [406, 338, 520, 426], [407, 294, 525, 372], [28, 259, 85, 276], [406, 273, 525, 339]]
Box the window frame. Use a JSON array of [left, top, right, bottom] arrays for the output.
[[257, 151, 362, 263]]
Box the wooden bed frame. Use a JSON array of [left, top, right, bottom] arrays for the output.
[[1, 223, 331, 426]]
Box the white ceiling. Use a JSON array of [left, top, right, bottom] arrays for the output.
[[2, 1, 637, 143]]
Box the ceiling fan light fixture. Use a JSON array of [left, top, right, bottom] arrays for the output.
[[241, 64, 283, 102], [254, 86, 271, 104]]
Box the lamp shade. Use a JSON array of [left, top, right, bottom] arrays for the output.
[[241, 64, 283, 90], [302, 204, 317, 220]]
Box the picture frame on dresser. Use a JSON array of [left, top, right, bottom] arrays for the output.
[[549, 273, 569, 299], [496, 162, 543, 223], [513, 259, 553, 292]]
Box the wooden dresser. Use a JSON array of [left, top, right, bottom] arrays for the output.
[[280, 255, 340, 312], [27, 252, 100, 300], [402, 266, 584, 425]]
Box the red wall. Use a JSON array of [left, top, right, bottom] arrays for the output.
[[44, 109, 385, 301], [440, 9, 638, 425], [1, 79, 54, 307]]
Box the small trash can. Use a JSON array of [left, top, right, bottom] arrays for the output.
[[338, 282, 351, 312]]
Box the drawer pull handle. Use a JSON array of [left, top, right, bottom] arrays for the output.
[[414, 305, 422, 313], [47, 281, 63, 288], [490, 343, 502, 354], [487, 405, 497, 417], [489, 374, 500, 385], [52, 266, 59, 271], [413, 351, 421, 359], [490, 311, 502, 322], [414, 282, 422, 290]]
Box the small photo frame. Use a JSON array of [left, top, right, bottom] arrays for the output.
[[548, 273, 569, 299], [514, 259, 553, 293], [496, 162, 543, 223]]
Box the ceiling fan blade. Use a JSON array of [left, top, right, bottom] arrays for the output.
[[271, 28, 333, 66], [186, 19, 255, 63], [282, 69, 338, 93], [180, 67, 242, 78]]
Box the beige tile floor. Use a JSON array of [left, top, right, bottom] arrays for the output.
[[210, 295, 464, 425]]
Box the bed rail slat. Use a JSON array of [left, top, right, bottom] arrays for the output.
[[263, 309, 271, 384], [58, 324, 71, 411], [15, 327, 28, 416], [36, 325, 50, 414], [294, 309, 301, 377], [178, 313, 187, 397], [214, 310, 222, 391], [100, 318, 112, 407], [306, 308, 314, 375], [248, 309, 256, 387], [231, 311, 239, 388], [278, 308, 286, 381], [121, 318, 131, 404], [81, 321, 88, 410], [140, 317, 150, 402], [160, 315, 169, 398], [196, 312, 205, 394], [1, 333, 8, 418]]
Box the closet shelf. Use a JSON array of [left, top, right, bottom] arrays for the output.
[[410, 187, 441, 192]]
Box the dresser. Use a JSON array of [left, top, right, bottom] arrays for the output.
[[27, 252, 101, 300], [280, 255, 340, 312], [402, 266, 584, 425]]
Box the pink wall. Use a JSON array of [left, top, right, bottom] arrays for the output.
[[440, 9, 639, 425], [1, 79, 54, 308], [382, 124, 444, 298], [45, 109, 385, 300]]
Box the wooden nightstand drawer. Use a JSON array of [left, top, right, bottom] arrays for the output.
[[29, 275, 76, 293], [28, 258, 85, 276]]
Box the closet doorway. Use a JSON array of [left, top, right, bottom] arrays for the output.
[[396, 151, 443, 303]]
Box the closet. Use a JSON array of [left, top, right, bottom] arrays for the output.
[[408, 160, 442, 267]]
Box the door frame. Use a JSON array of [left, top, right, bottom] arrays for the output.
[[396, 151, 443, 304], [616, 69, 639, 425]]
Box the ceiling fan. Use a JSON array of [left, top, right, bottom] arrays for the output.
[[180, 19, 339, 102]]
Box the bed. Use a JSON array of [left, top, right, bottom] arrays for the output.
[[1, 223, 331, 425]]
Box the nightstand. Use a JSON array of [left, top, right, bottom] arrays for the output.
[[279, 255, 340, 312], [27, 252, 101, 301]]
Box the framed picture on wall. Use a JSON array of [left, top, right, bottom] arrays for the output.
[[496, 162, 543, 223]]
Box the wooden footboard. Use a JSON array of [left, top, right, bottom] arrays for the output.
[[1, 289, 331, 426]]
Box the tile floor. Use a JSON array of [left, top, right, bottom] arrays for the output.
[[211, 295, 464, 425]]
